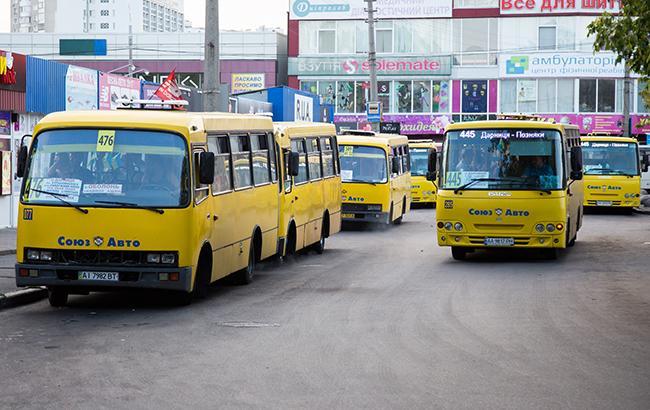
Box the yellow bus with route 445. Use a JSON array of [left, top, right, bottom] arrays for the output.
[[14, 104, 341, 306], [338, 131, 411, 225], [432, 116, 584, 260], [408, 139, 440, 206], [581, 135, 649, 209]]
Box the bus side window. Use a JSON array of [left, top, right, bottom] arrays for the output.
[[291, 139, 309, 184], [193, 149, 209, 203], [230, 135, 252, 189], [307, 137, 322, 181], [251, 133, 271, 186], [208, 135, 233, 194], [283, 149, 292, 193], [330, 136, 340, 175], [268, 132, 278, 183], [321, 137, 334, 177], [400, 145, 408, 173]]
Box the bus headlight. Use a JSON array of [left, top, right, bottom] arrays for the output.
[[454, 222, 463, 231], [546, 224, 556, 232], [147, 253, 161, 263], [437, 222, 444, 229], [27, 249, 40, 260], [39, 251, 53, 261], [161, 253, 176, 264], [535, 224, 545, 233], [444, 222, 453, 231]]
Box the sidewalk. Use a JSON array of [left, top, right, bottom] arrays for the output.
[[0, 228, 45, 309], [0, 228, 16, 256]]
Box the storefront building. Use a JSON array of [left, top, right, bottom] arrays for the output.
[[288, 0, 648, 140]]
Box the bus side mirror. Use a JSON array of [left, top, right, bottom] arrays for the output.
[[391, 156, 400, 174], [199, 152, 215, 184], [426, 151, 437, 181], [16, 134, 32, 178], [288, 152, 300, 176], [570, 146, 583, 172]]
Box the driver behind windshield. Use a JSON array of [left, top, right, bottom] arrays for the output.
[[141, 155, 180, 191]]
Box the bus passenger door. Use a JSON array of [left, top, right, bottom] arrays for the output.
[[290, 138, 311, 251]]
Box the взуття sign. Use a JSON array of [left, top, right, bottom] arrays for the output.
[[289, 56, 452, 77]]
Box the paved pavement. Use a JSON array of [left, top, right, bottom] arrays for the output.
[[0, 229, 18, 298], [0, 209, 649, 409]]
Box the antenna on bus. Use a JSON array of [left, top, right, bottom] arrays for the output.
[[115, 98, 189, 110]]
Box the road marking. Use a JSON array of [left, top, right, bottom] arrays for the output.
[[215, 322, 280, 328]]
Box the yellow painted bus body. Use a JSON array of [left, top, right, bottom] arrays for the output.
[[581, 136, 641, 208], [274, 122, 342, 255], [338, 133, 411, 224], [436, 120, 583, 258], [408, 139, 439, 205], [15, 110, 340, 302]]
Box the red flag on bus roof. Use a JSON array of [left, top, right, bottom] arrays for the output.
[[154, 69, 183, 102]]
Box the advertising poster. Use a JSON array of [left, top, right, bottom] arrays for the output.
[[231, 73, 265, 94], [0, 50, 26, 92], [65, 66, 98, 110], [0, 111, 10, 135], [500, 52, 628, 79], [334, 114, 452, 135], [1, 151, 11, 195], [290, 0, 452, 20], [461, 80, 488, 113], [99, 73, 141, 110], [500, 0, 620, 15], [517, 79, 537, 102]]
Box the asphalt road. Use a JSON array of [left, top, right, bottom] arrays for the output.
[[1, 208, 649, 409]]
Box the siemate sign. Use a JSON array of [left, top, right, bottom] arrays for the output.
[[289, 56, 452, 77]]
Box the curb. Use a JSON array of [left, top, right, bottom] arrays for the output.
[[0, 287, 47, 310], [0, 249, 16, 256]]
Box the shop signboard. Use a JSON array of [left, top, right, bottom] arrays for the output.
[[231, 73, 265, 94], [295, 93, 314, 122], [380, 122, 401, 134], [632, 115, 650, 135], [290, 0, 452, 20], [0, 111, 10, 135], [65, 66, 98, 111], [289, 56, 452, 77], [99, 73, 141, 110], [500, 52, 629, 78], [500, 0, 620, 15], [539, 113, 624, 134], [0, 50, 26, 92], [1, 150, 11, 195], [335, 114, 452, 135]]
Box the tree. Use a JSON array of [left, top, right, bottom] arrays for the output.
[[588, 0, 650, 107]]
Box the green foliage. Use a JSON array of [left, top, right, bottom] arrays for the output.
[[588, 0, 650, 107]]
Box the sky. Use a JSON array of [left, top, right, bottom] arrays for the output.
[[0, 0, 289, 32]]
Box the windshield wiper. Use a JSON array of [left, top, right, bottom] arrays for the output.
[[453, 178, 519, 194], [30, 189, 88, 214], [94, 200, 165, 214]]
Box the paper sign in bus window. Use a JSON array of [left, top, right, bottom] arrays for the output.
[[342, 146, 354, 156], [29, 178, 82, 203], [97, 130, 115, 152], [83, 184, 123, 195]]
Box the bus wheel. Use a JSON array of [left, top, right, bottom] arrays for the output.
[[193, 255, 212, 300], [451, 247, 468, 261], [48, 288, 68, 307], [312, 234, 326, 255], [235, 241, 256, 285], [544, 248, 560, 260]]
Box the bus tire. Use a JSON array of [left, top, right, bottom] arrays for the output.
[[173, 291, 193, 306], [235, 240, 257, 285], [566, 220, 576, 248], [284, 223, 297, 260], [193, 249, 212, 299], [48, 288, 68, 307], [451, 247, 468, 261], [312, 216, 328, 254]]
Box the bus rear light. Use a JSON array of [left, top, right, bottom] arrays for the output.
[[556, 223, 564, 231], [437, 222, 444, 229], [169, 272, 179, 281], [444, 222, 453, 231], [546, 224, 556, 232], [158, 273, 169, 281], [29, 269, 39, 277], [19, 268, 28, 277]]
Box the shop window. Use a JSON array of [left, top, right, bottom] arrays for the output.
[[355, 81, 368, 114], [453, 18, 498, 66], [517, 79, 537, 113], [432, 81, 450, 113], [500, 80, 517, 113], [557, 79, 574, 112], [413, 81, 432, 113], [538, 79, 556, 112], [318, 81, 336, 105], [638, 81, 649, 113], [337, 81, 354, 113], [597, 79, 615, 113], [538, 26, 556, 50], [378, 81, 391, 114], [301, 81, 317, 95], [579, 79, 616, 113], [318, 23, 336, 53], [395, 81, 412, 113]]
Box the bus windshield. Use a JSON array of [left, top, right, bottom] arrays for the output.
[[409, 148, 430, 177], [582, 141, 639, 176], [443, 129, 563, 190], [22, 129, 190, 208], [339, 145, 388, 184]]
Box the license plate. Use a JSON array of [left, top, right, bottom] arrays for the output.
[[78, 271, 119, 281], [596, 201, 612, 206], [484, 237, 515, 247], [342, 213, 355, 218]]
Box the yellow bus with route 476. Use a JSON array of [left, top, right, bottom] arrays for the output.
[[581, 135, 649, 209], [408, 139, 440, 206], [14, 104, 341, 306], [432, 116, 584, 260], [338, 131, 411, 225]]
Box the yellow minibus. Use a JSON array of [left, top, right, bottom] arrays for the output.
[[15, 107, 340, 306], [274, 122, 342, 256], [338, 131, 411, 224], [581, 135, 648, 209], [408, 139, 439, 206], [432, 117, 584, 260]]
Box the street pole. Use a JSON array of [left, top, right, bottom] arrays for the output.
[[128, 23, 134, 77], [623, 61, 631, 137], [203, 0, 220, 111], [85, 0, 90, 33], [366, 0, 379, 132]]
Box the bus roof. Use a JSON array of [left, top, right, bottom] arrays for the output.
[[445, 120, 578, 132], [338, 133, 409, 148], [581, 136, 639, 144], [34, 110, 273, 142], [408, 139, 436, 148], [273, 122, 336, 137]]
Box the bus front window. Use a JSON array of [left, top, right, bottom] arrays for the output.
[[338, 145, 388, 184], [443, 129, 563, 190], [582, 141, 639, 176], [22, 129, 190, 208], [409, 148, 430, 177]]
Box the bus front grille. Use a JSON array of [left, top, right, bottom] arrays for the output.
[[28, 249, 179, 267]]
